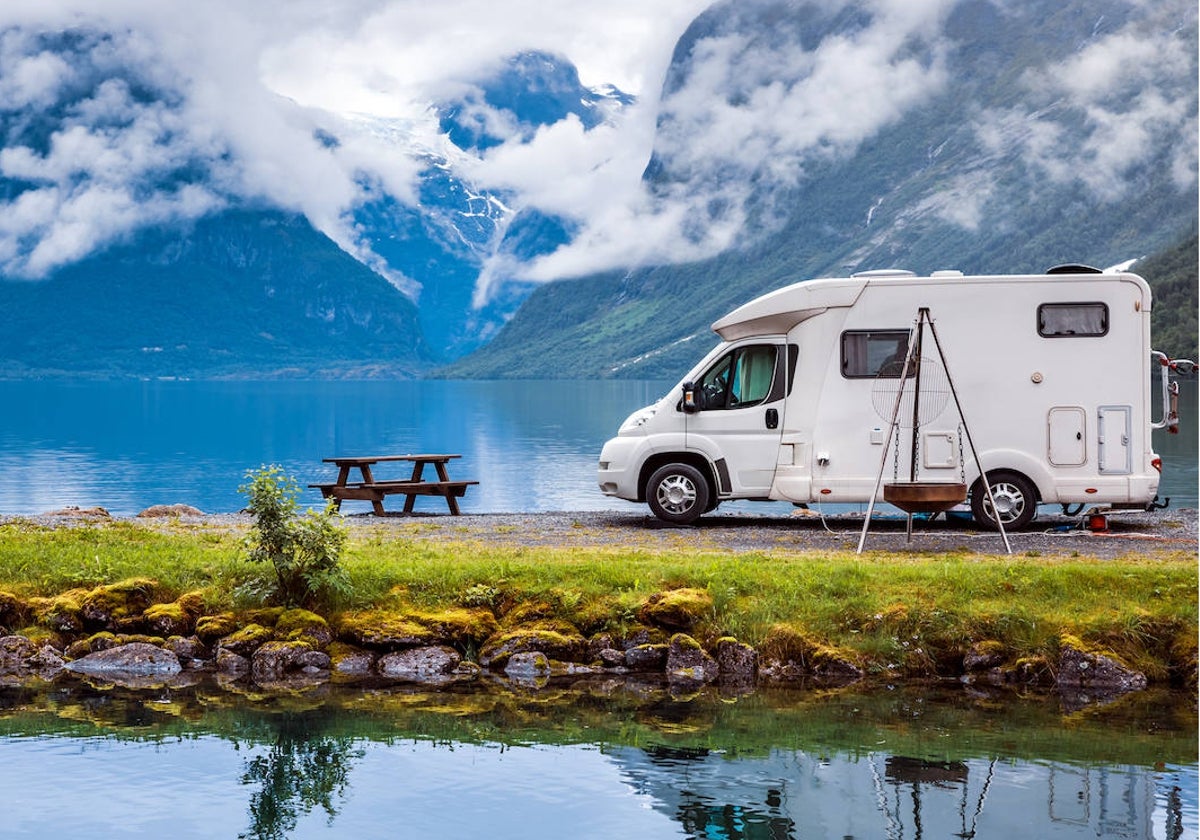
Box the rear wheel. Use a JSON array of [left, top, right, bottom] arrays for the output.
[[970, 471, 1038, 531], [647, 463, 710, 525]]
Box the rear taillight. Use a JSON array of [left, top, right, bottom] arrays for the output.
[[1151, 456, 1162, 474]]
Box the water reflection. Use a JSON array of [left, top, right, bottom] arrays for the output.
[[238, 711, 362, 840], [0, 680, 1193, 839]]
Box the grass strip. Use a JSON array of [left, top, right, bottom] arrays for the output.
[[0, 520, 1194, 679]]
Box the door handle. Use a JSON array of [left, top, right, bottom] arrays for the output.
[[765, 408, 779, 429]]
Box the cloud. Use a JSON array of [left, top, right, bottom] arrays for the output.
[[0, 0, 1193, 309], [972, 0, 1197, 203], [0, 0, 709, 294], [521, 0, 958, 281]]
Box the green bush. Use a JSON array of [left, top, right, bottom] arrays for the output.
[[239, 466, 350, 609]]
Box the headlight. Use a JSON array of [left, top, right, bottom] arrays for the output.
[[619, 407, 656, 433]]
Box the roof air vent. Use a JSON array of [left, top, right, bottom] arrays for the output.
[[1046, 263, 1102, 275], [851, 269, 917, 279]]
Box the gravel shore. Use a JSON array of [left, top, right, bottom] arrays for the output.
[[9, 504, 1195, 560]]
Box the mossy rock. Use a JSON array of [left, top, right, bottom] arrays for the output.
[[65, 631, 119, 659], [0, 591, 29, 626], [413, 608, 500, 647], [244, 607, 285, 627], [32, 592, 85, 633], [195, 613, 239, 643], [144, 602, 194, 637], [758, 624, 861, 681], [275, 609, 333, 648], [500, 601, 557, 627], [113, 633, 166, 647], [638, 588, 713, 631], [218, 623, 274, 657], [337, 611, 440, 649], [79, 578, 158, 629], [477, 625, 588, 669]]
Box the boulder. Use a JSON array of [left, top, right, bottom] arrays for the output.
[[217, 623, 273, 657], [136, 504, 204, 517], [216, 649, 251, 676], [477, 625, 587, 669], [329, 644, 376, 677], [715, 638, 758, 684], [143, 602, 195, 637], [64, 642, 181, 676], [378, 646, 462, 684], [1057, 639, 1147, 693], [665, 634, 719, 683], [625, 644, 668, 672], [505, 651, 551, 679], [0, 635, 38, 674], [639, 589, 713, 632], [275, 609, 334, 648], [251, 641, 325, 683]]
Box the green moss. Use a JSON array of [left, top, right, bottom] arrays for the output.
[[79, 577, 158, 620], [244, 607, 285, 627], [221, 623, 273, 648], [639, 588, 713, 631], [275, 608, 327, 636], [195, 613, 239, 642], [337, 610, 438, 648]]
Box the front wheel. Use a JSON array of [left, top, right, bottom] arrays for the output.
[[970, 471, 1038, 531], [647, 463, 710, 525]]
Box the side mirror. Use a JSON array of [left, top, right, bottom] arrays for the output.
[[681, 381, 699, 413]]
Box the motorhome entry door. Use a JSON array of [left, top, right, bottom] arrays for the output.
[[685, 341, 786, 496]]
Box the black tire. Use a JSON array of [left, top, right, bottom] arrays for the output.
[[647, 463, 710, 525], [970, 471, 1038, 531]]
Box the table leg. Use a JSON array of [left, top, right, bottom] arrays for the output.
[[403, 462, 425, 513], [359, 465, 386, 516], [435, 461, 461, 515]]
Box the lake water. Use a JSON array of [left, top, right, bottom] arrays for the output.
[[0, 378, 1195, 516], [0, 679, 1194, 839]]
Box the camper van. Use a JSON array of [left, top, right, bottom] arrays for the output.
[[597, 267, 1186, 530]]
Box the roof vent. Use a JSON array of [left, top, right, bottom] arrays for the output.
[[1046, 263, 1102, 275], [851, 269, 917, 278]]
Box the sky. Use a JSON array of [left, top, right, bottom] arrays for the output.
[[0, 0, 1195, 304]]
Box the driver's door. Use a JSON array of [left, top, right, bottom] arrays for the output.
[[685, 342, 787, 497]]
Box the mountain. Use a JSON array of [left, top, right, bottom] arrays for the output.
[[0, 211, 430, 378], [347, 51, 630, 361], [444, 0, 1198, 379], [1134, 231, 1199, 362], [0, 38, 629, 377]]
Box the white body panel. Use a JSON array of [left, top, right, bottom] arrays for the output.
[[597, 271, 1164, 524]]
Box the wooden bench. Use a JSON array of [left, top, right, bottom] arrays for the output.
[[310, 455, 477, 515]]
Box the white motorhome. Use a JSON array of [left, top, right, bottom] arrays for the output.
[[598, 267, 1187, 529]]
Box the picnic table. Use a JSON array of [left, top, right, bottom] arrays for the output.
[[309, 454, 478, 516]]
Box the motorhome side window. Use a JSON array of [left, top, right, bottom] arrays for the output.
[[1037, 302, 1108, 337], [697, 345, 777, 410], [840, 330, 912, 378]]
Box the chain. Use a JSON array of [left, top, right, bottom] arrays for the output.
[[913, 423, 920, 481], [892, 420, 900, 481], [957, 423, 966, 483]]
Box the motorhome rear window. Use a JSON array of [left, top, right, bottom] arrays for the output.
[[840, 330, 911, 378], [1038, 302, 1108, 337]]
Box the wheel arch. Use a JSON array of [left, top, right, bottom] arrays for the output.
[[637, 452, 717, 503], [965, 449, 1052, 504]]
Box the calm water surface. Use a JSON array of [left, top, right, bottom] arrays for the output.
[[1, 378, 1195, 516], [0, 680, 1194, 839]]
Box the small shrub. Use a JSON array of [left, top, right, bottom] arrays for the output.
[[239, 466, 350, 609]]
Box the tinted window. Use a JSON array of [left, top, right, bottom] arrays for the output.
[[1038, 303, 1108, 337], [841, 330, 912, 378]]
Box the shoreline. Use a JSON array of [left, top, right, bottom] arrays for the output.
[[8, 504, 1197, 560], [0, 505, 1195, 705]]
